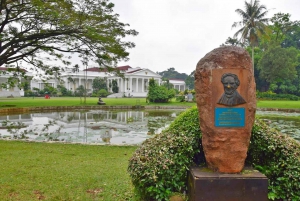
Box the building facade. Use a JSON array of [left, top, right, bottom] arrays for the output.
[[1, 65, 186, 97]]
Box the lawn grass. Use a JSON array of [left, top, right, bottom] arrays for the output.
[[1, 97, 300, 200], [256, 100, 300, 109], [1, 97, 300, 109], [0, 97, 196, 108], [0, 140, 138, 201]]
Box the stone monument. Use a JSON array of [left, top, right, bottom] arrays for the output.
[[188, 46, 267, 201], [195, 46, 256, 173]]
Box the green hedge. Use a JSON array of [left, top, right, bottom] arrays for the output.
[[128, 108, 202, 200], [256, 92, 300, 100], [248, 120, 300, 200], [128, 107, 300, 201]]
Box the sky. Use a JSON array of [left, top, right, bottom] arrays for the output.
[[107, 0, 300, 75]]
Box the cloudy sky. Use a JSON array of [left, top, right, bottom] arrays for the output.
[[108, 0, 300, 75]]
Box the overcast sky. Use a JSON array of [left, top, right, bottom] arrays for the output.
[[107, 0, 300, 75]]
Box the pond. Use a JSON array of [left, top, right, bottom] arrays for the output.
[[256, 110, 300, 141], [0, 109, 184, 145], [1, 109, 299, 145]]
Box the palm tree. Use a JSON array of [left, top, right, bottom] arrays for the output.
[[232, 0, 269, 73]]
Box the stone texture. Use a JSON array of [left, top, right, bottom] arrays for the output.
[[195, 46, 256, 173]]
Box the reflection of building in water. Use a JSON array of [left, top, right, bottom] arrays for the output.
[[0, 110, 182, 144], [0, 110, 146, 125]]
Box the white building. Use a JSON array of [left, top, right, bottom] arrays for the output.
[[168, 79, 186, 91], [0, 67, 33, 97], [30, 65, 164, 97], [1, 65, 186, 98]]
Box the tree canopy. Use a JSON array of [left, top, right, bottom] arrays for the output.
[[258, 46, 298, 83], [232, 0, 269, 70], [0, 0, 138, 76]]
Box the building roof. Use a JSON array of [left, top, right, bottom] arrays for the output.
[[169, 79, 185, 81], [0, 67, 27, 72], [84, 65, 132, 72]]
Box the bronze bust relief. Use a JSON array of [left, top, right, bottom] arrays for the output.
[[217, 73, 246, 106]]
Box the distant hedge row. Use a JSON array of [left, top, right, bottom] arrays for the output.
[[128, 107, 300, 201], [257, 92, 300, 100]]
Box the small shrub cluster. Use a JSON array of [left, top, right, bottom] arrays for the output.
[[147, 78, 176, 103], [248, 119, 300, 200], [175, 95, 185, 102], [128, 107, 300, 201], [128, 108, 202, 200], [256, 91, 300, 100]]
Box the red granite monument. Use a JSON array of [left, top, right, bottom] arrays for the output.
[[194, 46, 256, 173]]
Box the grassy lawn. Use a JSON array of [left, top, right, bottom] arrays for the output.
[[0, 140, 138, 201], [0, 97, 195, 108], [256, 100, 300, 109], [1, 97, 300, 200], [1, 97, 300, 109]]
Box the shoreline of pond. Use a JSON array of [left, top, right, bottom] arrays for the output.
[[1, 105, 300, 114], [0, 105, 190, 114]]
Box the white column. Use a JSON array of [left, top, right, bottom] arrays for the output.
[[125, 79, 128, 92], [117, 78, 120, 92], [129, 78, 132, 92], [142, 78, 144, 92], [136, 78, 138, 92]]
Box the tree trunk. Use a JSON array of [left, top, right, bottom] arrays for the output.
[[252, 47, 254, 75]]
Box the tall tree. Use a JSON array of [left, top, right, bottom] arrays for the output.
[[185, 70, 195, 90], [158, 67, 188, 80], [0, 0, 138, 77], [232, 0, 269, 72], [258, 46, 298, 84], [92, 77, 107, 93]]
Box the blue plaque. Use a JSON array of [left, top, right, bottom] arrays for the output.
[[215, 108, 245, 127]]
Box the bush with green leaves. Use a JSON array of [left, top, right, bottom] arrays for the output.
[[128, 108, 202, 200], [256, 91, 300, 100], [147, 78, 176, 103], [97, 89, 108, 97], [128, 107, 300, 201], [248, 119, 300, 200]]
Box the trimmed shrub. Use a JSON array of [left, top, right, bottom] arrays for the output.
[[148, 78, 176, 103], [175, 95, 185, 102], [248, 119, 300, 201], [128, 108, 202, 200], [128, 107, 300, 201]]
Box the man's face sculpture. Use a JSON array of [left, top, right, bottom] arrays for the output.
[[222, 76, 237, 97]]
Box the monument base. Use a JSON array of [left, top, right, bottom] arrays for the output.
[[188, 166, 268, 201]]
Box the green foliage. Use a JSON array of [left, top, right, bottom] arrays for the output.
[[256, 91, 300, 100], [184, 70, 195, 90], [282, 20, 300, 49], [259, 46, 299, 83], [111, 80, 119, 93], [57, 85, 73, 96], [148, 78, 176, 103], [75, 85, 86, 97], [176, 95, 185, 102], [248, 119, 300, 200], [128, 108, 202, 200], [0, 0, 138, 78], [158, 68, 188, 81], [128, 107, 300, 200], [98, 89, 109, 97], [92, 77, 107, 93], [232, 0, 269, 47]]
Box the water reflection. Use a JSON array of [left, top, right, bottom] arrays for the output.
[[0, 110, 184, 145]]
